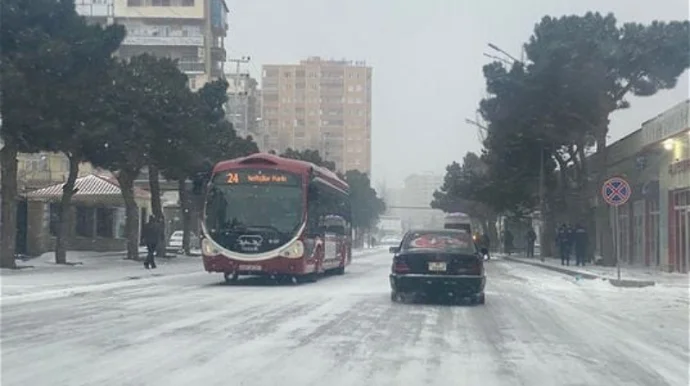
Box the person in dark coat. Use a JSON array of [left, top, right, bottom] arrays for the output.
[[525, 228, 537, 257], [566, 224, 575, 259], [143, 216, 159, 269], [573, 223, 588, 266], [478, 233, 491, 259], [556, 224, 570, 266]]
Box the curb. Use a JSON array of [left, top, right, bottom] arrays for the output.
[[502, 256, 657, 287], [608, 278, 656, 288], [503, 256, 599, 280]]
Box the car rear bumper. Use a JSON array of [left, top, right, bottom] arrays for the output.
[[389, 274, 485, 295]]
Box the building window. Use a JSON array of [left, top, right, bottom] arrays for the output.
[[75, 206, 95, 238], [127, 0, 142, 5], [96, 207, 115, 238]]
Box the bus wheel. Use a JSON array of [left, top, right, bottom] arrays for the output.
[[296, 273, 318, 284], [332, 266, 345, 275], [224, 272, 238, 284]]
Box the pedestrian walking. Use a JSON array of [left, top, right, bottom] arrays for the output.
[[525, 228, 537, 257], [479, 232, 491, 260], [556, 224, 570, 266], [573, 223, 588, 266], [143, 216, 159, 269]]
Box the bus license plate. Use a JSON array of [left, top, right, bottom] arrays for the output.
[[239, 264, 262, 271], [428, 262, 447, 272]]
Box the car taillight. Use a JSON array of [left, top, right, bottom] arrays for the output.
[[392, 258, 410, 273], [470, 259, 483, 274]]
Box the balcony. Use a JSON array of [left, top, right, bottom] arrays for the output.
[[211, 0, 229, 35], [211, 46, 226, 62], [123, 34, 203, 47], [75, 0, 114, 18], [177, 60, 205, 74], [120, 22, 204, 47]]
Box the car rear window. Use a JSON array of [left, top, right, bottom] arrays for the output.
[[403, 231, 475, 252]]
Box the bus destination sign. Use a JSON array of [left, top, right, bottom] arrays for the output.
[[223, 170, 300, 185]]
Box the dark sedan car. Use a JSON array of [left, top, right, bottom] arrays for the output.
[[389, 229, 486, 304]]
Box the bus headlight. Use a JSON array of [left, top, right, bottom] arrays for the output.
[[201, 238, 220, 256], [279, 240, 304, 258]]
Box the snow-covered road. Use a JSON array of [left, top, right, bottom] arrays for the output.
[[2, 251, 688, 386]]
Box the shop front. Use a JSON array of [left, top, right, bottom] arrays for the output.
[[668, 155, 689, 273], [642, 99, 689, 272]]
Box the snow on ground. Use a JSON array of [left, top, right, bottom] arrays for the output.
[[1, 251, 687, 386], [0, 247, 385, 303], [507, 255, 689, 288]]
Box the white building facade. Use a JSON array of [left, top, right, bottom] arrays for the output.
[[76, 0, 228, 90]]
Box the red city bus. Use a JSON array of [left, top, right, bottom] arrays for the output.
[[201, 153, 352, 283]]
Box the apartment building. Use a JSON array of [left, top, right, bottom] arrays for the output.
[[403, 172, 444, 208], [76, 0, 228, 90], [261, 57, 372, 174], [382, 173, 444, 229]]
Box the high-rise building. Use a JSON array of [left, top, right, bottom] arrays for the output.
[[400, 172, 445, 229], [261, 57, 372, 174], [76, 0, 228, 90], [403, 173, 444, 208]]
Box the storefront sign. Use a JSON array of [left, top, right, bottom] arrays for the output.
[[642, 100, 689, 146]]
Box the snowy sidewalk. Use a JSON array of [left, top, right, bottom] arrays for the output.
[[502, 255, 688, 289], [1, 249, 203, 301]]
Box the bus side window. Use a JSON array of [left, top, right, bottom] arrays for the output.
[[307, 184, 323, 236]]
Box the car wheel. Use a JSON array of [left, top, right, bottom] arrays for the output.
[[391, 291, 404, 303], [332, 266, 345, 275]]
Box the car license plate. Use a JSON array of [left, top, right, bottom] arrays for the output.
[[238, 264, 262, 271], [428, 262, 447, 272]]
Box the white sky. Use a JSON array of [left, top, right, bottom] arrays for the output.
[[225, 0, 689, 189]]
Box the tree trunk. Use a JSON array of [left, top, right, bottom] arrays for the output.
[[178, 178, 192, 255], [595, 130, 614, 265], [0, 144, 18, 269], [54, 153, 80, 264], [117, 170, 140, 260], [148, 164, 166, 257]]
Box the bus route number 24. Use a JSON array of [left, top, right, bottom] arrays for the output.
[[226, 172, 240, 184]]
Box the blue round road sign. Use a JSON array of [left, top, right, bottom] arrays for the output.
[[601, 177, 631, 207]]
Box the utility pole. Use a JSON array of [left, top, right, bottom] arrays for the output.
[[227, 56, 251, 137]]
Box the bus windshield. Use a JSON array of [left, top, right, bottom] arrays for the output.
[[204, 169, 304, 253]]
